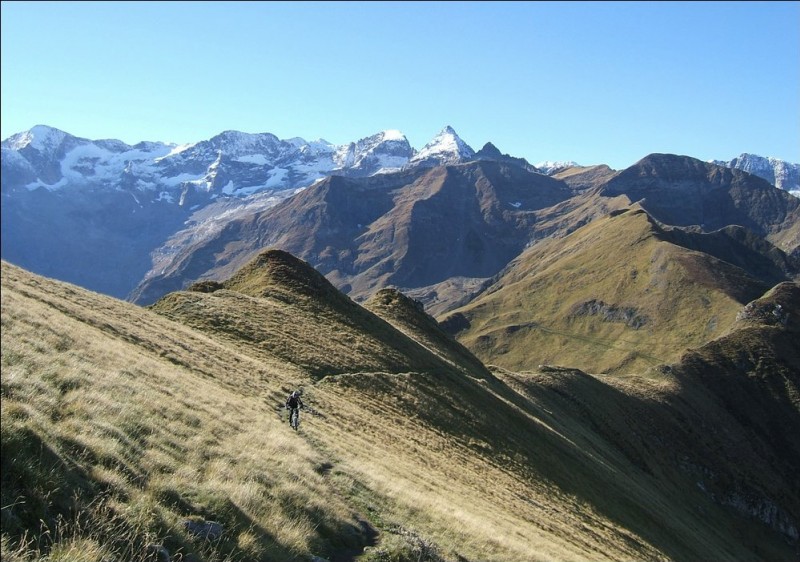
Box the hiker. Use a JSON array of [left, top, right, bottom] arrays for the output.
[[285, 390, 304, 425]]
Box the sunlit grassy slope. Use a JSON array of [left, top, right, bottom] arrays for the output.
[[2, 255, 798, 562], [443, 206, 782, 375]]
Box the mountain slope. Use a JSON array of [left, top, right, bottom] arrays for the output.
[[2, 259, 798, 561], [602, 154, 800, 255], [131, 160, 578, 307], [149, 249, 458, 379], [441, 206, 796, 375]]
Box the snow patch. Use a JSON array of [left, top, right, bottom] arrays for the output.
[[535, 160, 580, 174], [266, 167, 288, 188], [154, 143, 195, 162], [234, 154, 270, 165], [25, 178, 68, 191], [381, 129, 406, 141], [161, 172, 207, 187]]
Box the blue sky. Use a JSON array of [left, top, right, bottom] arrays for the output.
[[2, 1, 798, 169]]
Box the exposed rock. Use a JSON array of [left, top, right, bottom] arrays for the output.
[[569, 299, 649, 329], [183, 519, 224, 540]]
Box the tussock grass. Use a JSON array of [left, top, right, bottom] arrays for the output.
[[3, 259, 797, 562], [1, 262, 366, 561]]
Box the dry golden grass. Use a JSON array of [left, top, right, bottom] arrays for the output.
[[1, 261, 363, 561], [2, 259, 796, 561]]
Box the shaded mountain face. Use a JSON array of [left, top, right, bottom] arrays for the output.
[[441, 206, 798, 375], [669, 281, 800, 541], [602, 154, 800, 254], [130, 160, 578, 306]]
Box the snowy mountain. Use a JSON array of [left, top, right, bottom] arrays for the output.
[[535, 160, 581, 175], [0, 125, 417, 204], [0, 124, 463, 299], [407, 126, 475, 168], [713, 153, 800, 197], [337, 129, 413, 176]]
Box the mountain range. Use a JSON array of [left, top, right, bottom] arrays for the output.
[[2, 121, 800, 561], [2, 124, 798, 305]]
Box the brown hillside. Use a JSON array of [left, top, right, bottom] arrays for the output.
[[130, 160, 577, 308], [602, 154, 800, 254]]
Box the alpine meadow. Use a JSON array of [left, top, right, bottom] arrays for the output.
[[2, 236, 799, 560]]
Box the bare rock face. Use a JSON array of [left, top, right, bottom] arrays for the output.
[[131, 160, 575, 306]]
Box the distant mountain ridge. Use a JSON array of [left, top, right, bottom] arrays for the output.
[[713, 153, 800, 196], [0, 124, 485, 298], [2, 123, 798, 303], [4, 125, 797, 201]]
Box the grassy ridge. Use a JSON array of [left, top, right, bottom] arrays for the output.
[[2, 258, 797, 561], [1, 261, 365, 561], [444, 207, 771, 374]]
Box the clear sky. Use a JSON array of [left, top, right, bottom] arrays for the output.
[[2, 1, 798, 169]]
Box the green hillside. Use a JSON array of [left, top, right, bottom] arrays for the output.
[[442, 207, 778, 374]]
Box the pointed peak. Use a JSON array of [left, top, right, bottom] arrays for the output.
[[475, 142, 502, 158], [223, 249, 350, 305], [409, 126, 475, 168]]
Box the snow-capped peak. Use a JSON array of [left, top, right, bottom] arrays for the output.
[[4, 124, 71, 152], [332, 130, 413, 174], [713, 153, 799, 195], [535, 160, 580, 175], [409, 125, 475, 167], [381, 129, 406, 142]]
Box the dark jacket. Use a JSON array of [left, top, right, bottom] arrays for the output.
[[286, 395, 303, 409]]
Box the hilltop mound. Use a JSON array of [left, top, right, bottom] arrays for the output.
[[222, 248, 356, 306], [150, 249, 452, 379]]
